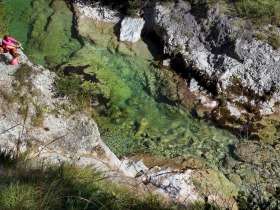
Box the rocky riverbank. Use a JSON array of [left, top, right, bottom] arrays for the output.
[[0, 49, 239, 208], [1, 0, 279, 207], [150, 1, 280, 139], [72, 0, 280, 206], [75, 0, 280, 140]]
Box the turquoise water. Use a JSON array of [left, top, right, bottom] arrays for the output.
[[63, 43, 238, 162]]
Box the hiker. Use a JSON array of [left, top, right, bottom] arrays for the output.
[[11, 53, 20, 66], [2, 35, 21, 55]]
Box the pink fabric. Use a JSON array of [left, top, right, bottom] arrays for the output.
[[11, 58, 19, 66], [2, 37, 19, 48]]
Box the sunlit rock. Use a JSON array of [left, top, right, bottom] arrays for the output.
[[152, 0, 280, 123], [120, 17, 145, 42]]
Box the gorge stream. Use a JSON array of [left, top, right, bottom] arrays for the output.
[[4, 0, 279, 196]]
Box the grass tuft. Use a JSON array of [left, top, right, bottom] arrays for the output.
[[0, 154, 175, 210]]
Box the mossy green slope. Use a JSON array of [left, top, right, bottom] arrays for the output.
[[23, 0, 81, 67]]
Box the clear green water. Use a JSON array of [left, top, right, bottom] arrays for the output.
[[4, 0, 238, 164], [66, 45, 237, 161], [1, 0, 32, 45], [4, 0, 81, 67]]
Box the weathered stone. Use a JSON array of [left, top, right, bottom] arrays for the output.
[[0, 55, 123, 173], [120, 17, 145, 42], [152, 0, 280, 123], [119, 159, 148, 177], [74, 0, 121, 23]]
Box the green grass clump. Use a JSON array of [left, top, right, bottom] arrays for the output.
[[235, 0, 280, 26], [13, 64, 33, 90], [0, 183, 40, 210], [55, 74, 95, 109], [31, 103, 45, 127], [0, 154, 175, 210], [268, 31, 280, 50]]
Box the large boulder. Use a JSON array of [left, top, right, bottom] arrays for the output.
[[73, 0, 121, 23], [0, 55, 122, 173], [152, 0, 280, 130], [120, 17, 145, 42]]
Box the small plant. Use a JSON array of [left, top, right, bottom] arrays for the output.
[[254, 32, 267, 41], [31, 104, 45, 127], [268, 31, 280, 50], [13, 64, 33, 90]]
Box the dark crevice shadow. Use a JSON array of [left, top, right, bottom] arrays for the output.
[[141, 31, 164, 59], [66, 0, 85, 47], [113, 21, 122, 41], [170, 53, 218, 96], [63, 65, 98, 82]]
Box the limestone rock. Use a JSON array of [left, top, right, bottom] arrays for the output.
[[152, 0, 280, 120], [119, 159, 148, 177], [120, 17, 145, 42], [74, 0, 121, 23], [0, 55, 121, 173]]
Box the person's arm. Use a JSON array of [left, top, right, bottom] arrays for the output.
[[8, 37, 20, 44], [2, 39, 13, 47]]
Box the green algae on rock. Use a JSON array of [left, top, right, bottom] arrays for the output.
[[2, 0, 32, 45], [23, 0, 81, 67]]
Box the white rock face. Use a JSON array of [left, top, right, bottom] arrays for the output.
[[145, 167, 199, 202], [227, 102, 241, 117], [119, 159, 148, 177], [153, 0, 280, 117], [120, 17, 145, 42], [0, 55, 122, 173], [74, 1, 121, 23]]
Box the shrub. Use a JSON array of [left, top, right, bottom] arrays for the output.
[[235, 190, 280, 210], [268, 31, 280, 49], [235, 0, 280, 26], [13, 64, 33, 90]]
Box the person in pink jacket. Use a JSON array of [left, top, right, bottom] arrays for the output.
[[2, 35, 21, 55]]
